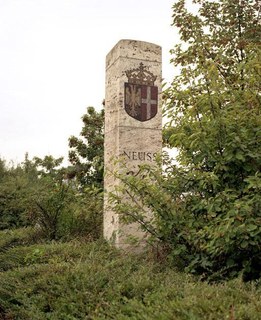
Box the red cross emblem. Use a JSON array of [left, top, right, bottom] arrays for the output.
[[124, 83, 158, 122]]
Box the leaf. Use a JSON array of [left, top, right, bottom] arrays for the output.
[[240, 241, 248, 249], [247, 224, 257, 231]]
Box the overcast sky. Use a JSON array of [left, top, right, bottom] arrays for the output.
[[0, 0, 179, 165]]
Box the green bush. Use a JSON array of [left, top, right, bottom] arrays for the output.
[[0, 156, 103, 240], [110, 157, 261, 281], [0, 229, 260, 319], [0, 160, 37, 230], [29, 179, 103, 241], [66, 187, 103, 240]]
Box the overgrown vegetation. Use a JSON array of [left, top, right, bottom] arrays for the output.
[[0, 0, 260, 317], [110, 0, 261, 281], [0, 154, 102, 241], [0, 228, 260, 320]]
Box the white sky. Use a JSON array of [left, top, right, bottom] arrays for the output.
[[0, 0, 179, 165]]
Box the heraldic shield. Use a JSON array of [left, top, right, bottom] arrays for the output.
[[124, 83, 158, 122]]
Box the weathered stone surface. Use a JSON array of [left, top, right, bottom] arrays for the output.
[[104, 39, 162, 249]]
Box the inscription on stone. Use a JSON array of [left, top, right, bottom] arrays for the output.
[[122, 151, 157, 162]]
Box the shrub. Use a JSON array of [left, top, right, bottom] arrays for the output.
[[110, 158, 261, 281]]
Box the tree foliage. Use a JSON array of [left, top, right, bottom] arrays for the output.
[[111, 0, 261, 280], [68, 106, 104, 188], [163, 0, 261, 280]]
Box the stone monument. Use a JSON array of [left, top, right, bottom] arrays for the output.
[[104, 39, 162, 249]]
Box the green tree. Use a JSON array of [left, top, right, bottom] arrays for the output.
[[33, 155, 64, 179], [111, 0, 261, 280], [164, 0, 261, 280], [68, 106, 104, 189]]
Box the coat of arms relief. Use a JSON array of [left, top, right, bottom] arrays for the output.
[[124, 63, 158, 122]]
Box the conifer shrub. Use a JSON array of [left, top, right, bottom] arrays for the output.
[[0, 228, 260, 319]]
